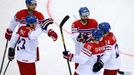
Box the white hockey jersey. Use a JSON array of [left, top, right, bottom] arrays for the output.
[[10, 25, 43, 63], [71, 41, 105, 75], [101, 32, 121, 70]]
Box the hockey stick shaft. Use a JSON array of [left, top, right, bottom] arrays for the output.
[[118, 70, 132, 75], [59, 15, 72, 75], [2, 36, 20, 75], [0, 40, 8, 75], [2, 61, 10, 75], [59, 15, 70, 52]]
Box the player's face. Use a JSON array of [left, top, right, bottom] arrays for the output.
[[27, 3, 37, 11], [80, 15, 89, 24], [81, 15, 89, 19]]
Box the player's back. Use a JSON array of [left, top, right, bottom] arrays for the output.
[[102, 32, 116, 45], [101, 32, 121, 69]]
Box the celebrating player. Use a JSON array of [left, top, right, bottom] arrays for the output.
[[5, 0, 55, 41], [71, 7, 98, 74], [93, 22, 121, 75], [63, 29, 106, 75], [8, 15, 57, 75]]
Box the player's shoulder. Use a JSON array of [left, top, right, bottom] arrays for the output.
[[72, 19, 81, 27], [83, 42, 93, 50], [87, 18, 98, 27], [88, 18, 98, 24], [103, 32, 117, 44], [83, 42, 105, 55], [33, 10, 44, 20], [82, 43, 93, 56], [73, 19, 81, 24], [109, 32, 114, 36], [16, 9, 27, 14], [88, 18, 97, 21], [17, 26, 26, 33], [106, 32, 115, 38], [19, 26, 27, 30], [15, 9, 28, 19]]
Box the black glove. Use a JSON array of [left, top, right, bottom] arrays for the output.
[[93, 60, 104, 72], [62, 51, 73, 61], [77, 33, 92, 43], [77, 33, 88, 43], [41, 18, 54, 30], [8, 47, 15, 61]]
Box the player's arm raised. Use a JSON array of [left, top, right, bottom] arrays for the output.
[[40, 18, 58, 41], [62, 44, 92, 64]]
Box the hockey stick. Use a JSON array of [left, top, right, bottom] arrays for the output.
[[3, 61, 10, 75], [59, 15, 72, 75], [0, 40, 8, 75], [118, 70, 132, 75], [2, 36, 20, 75]]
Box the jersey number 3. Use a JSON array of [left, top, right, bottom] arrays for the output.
[[17, 38, 26, 50]]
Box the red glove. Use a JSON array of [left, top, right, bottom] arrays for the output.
[[62, 51, 73, 61], [17, 26, 30, 38], [48, 29, 58, 41], [5, 28, 13, 41]]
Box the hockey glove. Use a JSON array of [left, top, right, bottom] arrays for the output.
[[48, 29, 58, 41], [62, 51, 73, 61], [41, 18, 54, 30], [8, 47, 15, 61], [77, 33, 89, 43], [93, 60, 104, 72], [5, 28, 13, 41]]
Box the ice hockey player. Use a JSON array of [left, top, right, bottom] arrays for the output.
[[93, 22, 121, 75], [71, 7, 98, 75], [5, 0, 56, 41], [63, 29, 106, 75], [8, 15, 57, 75]]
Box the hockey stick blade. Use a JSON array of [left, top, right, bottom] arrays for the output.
[[60, 15, 70, 28], [118, 70, 132, 75]]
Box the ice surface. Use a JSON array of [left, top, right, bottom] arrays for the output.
[[0, 0, 134, 75]]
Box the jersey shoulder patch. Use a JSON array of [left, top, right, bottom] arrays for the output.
[[34, 10, 44, 20], [82, 43, 92, 56]]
